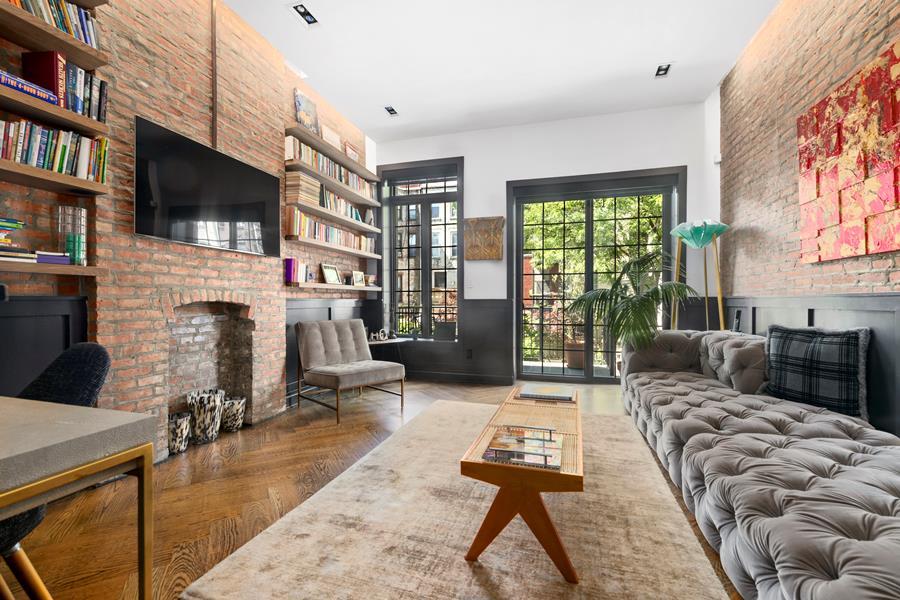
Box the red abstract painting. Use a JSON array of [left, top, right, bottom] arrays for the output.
[[796, 39, 900, 261]]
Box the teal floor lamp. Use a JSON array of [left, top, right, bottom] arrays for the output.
[[670, 220, 729, 330]]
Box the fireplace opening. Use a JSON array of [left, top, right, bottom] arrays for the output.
[[167, 301, 254, 415]]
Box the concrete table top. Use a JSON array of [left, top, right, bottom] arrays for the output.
[[0, 396, 155, 518]]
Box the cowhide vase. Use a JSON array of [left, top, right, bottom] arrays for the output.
[[168, 412, 191, 455], [221, 397, 246, 432], [187, 389, 225, 444]]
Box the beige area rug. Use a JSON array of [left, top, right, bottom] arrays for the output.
[[183, 400, 726, 599]]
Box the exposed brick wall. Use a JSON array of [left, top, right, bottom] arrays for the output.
[[720, 0, 900, 296], [0, 1, 374, 458]]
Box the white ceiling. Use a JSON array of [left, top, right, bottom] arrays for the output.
[[224, 0, 779, 143]]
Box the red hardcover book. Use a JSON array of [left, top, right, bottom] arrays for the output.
[[22, 51, 67, 108]]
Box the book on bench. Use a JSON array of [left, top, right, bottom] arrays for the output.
[[516, 383, 575, 402], [481, 425, 562, 470]]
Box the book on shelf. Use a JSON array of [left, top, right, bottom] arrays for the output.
[[0, 69, 58, 105], [516, 383, 575, 403], [13, 0, 101, 50], [321, 189, 364, 222], [286, 208, 377, 254], [0, 118, 108, 183], [283, 257, 310, 285], [481, 425, 562, 470], [284, 136, 376, 201], [36, 250, 70, 264]]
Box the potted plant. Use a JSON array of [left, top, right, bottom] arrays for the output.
[[568, 251, 696, 356], [563, 326, 585, 370]]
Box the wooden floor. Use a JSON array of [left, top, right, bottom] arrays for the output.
[[0, 381, 733, 599], [0, 381, 619, 599]]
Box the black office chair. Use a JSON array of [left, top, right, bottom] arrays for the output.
[[0, 343, 110, 598]]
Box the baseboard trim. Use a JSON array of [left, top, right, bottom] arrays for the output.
[[405, 370, 515, 386]]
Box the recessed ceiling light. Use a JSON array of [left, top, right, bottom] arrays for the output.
[[655, 64, 671, 78], [384, 106, 398, 116], [293, 4, 317, 25]]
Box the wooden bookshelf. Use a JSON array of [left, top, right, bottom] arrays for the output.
[[284, 235, 381, 260], [285, 124, 379, 182], [285, 161, 380, 208], [288, 202, 380, 234], [0, 159, 109, 195], [0, 86, 108, 137], [286, 282, 382, 293], [0, 3, 109, 70], [0, 261, 107, 276]]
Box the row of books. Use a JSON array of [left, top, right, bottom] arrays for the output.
[[0, 118, 109, 183], [285, 137, 376, 201], [287, 209, 377, 254], [283, 258, 312, 285], [0, 217, 76, 265], [9, 0, 101, 50], [19, 51, 109, 122], [322, 189, 366, 223]]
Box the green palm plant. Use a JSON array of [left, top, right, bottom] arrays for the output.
[[568, 250, 696, 350]]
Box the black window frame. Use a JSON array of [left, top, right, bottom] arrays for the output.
[[379, 157, 464, 340]]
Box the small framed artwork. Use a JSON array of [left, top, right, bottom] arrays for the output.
[[321, 264, 341, 285], [344, 142, 361, 163], [732, 309, 742, 332], [293, 89, 319, 135], [352, 271, 365, 287], [321, 124, 341, 149]]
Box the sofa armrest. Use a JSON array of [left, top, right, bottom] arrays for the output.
[[620, 330, 707, 383]]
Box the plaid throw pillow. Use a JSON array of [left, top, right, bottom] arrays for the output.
[[765, 325, 870, 419]]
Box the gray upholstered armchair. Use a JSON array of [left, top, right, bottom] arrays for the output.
[[295, 319, 405, 423]]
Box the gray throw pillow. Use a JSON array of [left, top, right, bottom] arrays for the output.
[[765, 325, 870, 420]]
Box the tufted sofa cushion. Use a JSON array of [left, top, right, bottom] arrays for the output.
[[620, 330, 706, 382], [681, 433, 900, 600], [621, 329, 900, 600], [700, 331, 768, 394]]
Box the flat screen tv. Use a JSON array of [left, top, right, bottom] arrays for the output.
[[134, 117, 280, 257]]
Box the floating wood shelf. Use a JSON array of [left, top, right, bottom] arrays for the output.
[[0, 3, 109, 70], [285, 124, 379, 182], [0, 159, 109, 195], [284, 235, 381, 260], [0, 261, 107, 276], [0, 86, 108, 137], [286, 282, 382, 292], [285, 161, 380, 208], [287, 202, 380, 234]]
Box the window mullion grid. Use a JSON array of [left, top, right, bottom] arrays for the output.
[[422, 201, 433, 338]]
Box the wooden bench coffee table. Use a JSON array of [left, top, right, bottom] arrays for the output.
[[460, 386, 583, 583]]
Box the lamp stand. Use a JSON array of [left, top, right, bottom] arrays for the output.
[[703, 248, 710, 330], [671, 237, 683, 330], [711, 234, 725, 330]]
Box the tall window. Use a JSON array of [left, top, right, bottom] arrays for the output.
[[384, 161, 461, 338]]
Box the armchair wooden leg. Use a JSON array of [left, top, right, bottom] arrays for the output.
[[3, 544, 52, 600], [400, 378, 405, 411], [0, 572, 15, 600], [335, 388, 341, 425]]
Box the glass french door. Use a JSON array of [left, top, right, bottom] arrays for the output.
[[517, 192, 667, 382]]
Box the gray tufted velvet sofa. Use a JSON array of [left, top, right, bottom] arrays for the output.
[[621, 330, 900, 600]]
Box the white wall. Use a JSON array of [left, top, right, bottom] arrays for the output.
[[378, 98, 722, 299]]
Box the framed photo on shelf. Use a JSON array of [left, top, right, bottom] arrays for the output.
[[321, 264, 341, 285], [352, 271, 365, 286], [321, 124, 341, 149], [344, 142, 361, 163]]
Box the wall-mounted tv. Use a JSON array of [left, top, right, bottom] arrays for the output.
[[134, 117, 280, 257]]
